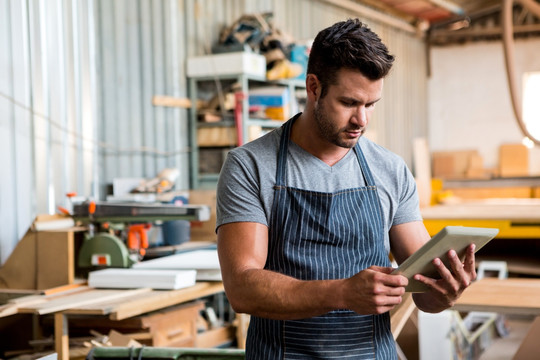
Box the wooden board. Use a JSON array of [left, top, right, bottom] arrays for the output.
[[390, 292, 415, 339], [107, 282, 224, 320], [421, 200, 540, 222], [0, 227, 83, 290], [446, 186, 532, 199], [453, 278, 540, 315], [152, 95, 192, 108], [19, 287, 151, 315], [37, 231, 74, 289], [513, 316, 540, 360], [0, 230, 37, 289], [499, 143, 529, 178]]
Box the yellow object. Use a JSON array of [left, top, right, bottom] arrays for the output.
[[423, 219, 540, 239], [266, 60, 303, 80], [265, 106, 289, 121]]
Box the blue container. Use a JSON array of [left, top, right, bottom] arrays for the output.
[[162, 220, 191, 246]]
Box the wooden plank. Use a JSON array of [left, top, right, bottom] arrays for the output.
[[421, 201, 540, 222], [37, 231, 74, 289], [0, 303, 20, 318], [412, 138, 431, 208], [453, 278, 540, 315], [9, 285, 89, 305], [55, 312, 69, 360], [0, 230, 37, 289], [446, 186, 532, 199], [19, 287, 152, 315], [513, 316, 540, 360], [196, 324, 236, 348], [109, 282, 224, 320], [152, 95, 192, 108], [390, 292, 416, 339]]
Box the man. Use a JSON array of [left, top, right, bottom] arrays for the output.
[[216, 18, 476, 359]]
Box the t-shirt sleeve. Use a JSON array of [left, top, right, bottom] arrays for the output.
[[216, 150, 269, 231], [391, 162, 423, 226]]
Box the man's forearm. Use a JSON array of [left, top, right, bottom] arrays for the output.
[[225, 268, 346, 320]]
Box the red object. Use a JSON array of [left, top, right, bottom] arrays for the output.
[[234, 92, 246, 146]]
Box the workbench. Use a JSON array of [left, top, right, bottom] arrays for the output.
[[453, 278, 540, 316], [2, 282, 224, 360], [422, 198, 540, 238], [421, 198, 540, 276]]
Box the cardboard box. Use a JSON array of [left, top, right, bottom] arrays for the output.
[[199, 148, 228, 174], [499, 143, 529, 177], [197, 125, 263, 147], [249, 86, 289, 106], [189, 189, 217, 242], [197, 127, 237, 147], [187, 52, 266, 78], [432, 150, 479, 179], [0, 218, 85, 290]]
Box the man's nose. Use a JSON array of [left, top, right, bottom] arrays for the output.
[[352, 106, 367, 127]]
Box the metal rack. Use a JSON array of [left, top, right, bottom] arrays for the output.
[[188, 73, 305, 189]]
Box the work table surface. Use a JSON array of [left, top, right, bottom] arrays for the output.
[[453, 278, 540, 316]]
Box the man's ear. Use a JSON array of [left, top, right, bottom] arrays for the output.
[[306, 74, 320, 101]]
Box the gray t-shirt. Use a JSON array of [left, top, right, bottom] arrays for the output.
[[216, 124, 422, 253]]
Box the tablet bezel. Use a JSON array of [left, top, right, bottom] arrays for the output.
[[391, 226, 499, 292]]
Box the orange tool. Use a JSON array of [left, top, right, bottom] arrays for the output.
[[127, 223, 151, 256]]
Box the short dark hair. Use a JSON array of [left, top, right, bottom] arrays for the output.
[[307, 19, 395, 97]]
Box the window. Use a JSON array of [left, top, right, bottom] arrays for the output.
[[522, 71, 540, 147]]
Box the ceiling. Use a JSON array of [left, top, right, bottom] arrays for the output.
[[362, 0, 501, 23], [356, 0, 540, 44]]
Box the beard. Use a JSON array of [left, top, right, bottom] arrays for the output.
[[313, 100, 364, 149]]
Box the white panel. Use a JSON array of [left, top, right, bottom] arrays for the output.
[[0, 0, 19, 264], [139, 0, 157, 177], [11, 0, 35, 243], [428, 39, 540, 170]]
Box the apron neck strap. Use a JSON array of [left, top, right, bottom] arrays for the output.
[[276, 115, 376, 187]]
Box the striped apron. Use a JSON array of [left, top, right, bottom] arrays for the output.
[[246, 118, 397, 359]]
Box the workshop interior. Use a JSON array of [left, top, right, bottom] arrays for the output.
[[1, 0, 540, 359]]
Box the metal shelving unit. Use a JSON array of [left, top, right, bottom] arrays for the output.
[[188, 73, 305, 189]]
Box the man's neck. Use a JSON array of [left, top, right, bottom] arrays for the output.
[[290, 113, 351, 167]]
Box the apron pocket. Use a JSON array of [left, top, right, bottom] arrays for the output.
[[283, 311, 375, 359]]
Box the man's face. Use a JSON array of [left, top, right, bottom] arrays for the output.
[[313, 68, 383, 149]]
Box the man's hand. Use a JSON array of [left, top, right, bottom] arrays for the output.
[[342, 266, 408, 315], [413, 244, 477, 311]]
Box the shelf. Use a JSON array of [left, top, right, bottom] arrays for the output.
[[197, 119, 284, 128], [188, 73, 305, 189], [246, 118, 285, 127]]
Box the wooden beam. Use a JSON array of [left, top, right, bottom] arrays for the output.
[[430, 23, 540, 40], [316, 0, 418, 34], [152, 95, 192, 109], [55, 312, 69, 360]]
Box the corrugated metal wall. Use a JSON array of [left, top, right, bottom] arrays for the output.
[[0, 0, 427, 264], [0, 0, 100, 264]]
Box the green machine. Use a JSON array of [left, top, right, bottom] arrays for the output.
[[73, 201, 211, 269]]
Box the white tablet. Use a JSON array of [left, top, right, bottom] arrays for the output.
[[392, 226, 499, 292]]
